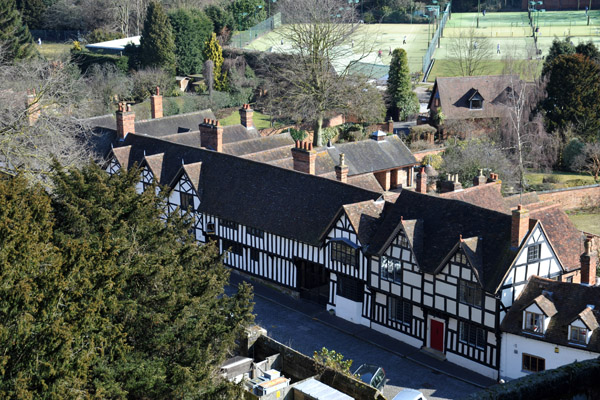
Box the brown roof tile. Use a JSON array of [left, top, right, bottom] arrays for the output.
[[440, 183, 508, 213]]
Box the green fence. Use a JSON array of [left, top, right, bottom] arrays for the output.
[[423, 3, 451, 75], [230, 13, 282, 49]]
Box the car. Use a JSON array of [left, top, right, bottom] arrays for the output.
[[392, 388, 427, 400], [353, 364, 386, 391]]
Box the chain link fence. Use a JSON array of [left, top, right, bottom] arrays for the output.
[[31, 30, 83, 43], [229, 13, 282, 49], [422, 3, 451, 75]]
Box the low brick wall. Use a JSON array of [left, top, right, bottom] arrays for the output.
[[536, 184, 600, 211], [413, 147, 445, 162], [253, 335, 385, 400]]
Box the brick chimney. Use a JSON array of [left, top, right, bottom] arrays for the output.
[[440, 174, 462, 193], [151, 86, 163, 119], [387, 118, 394, 134], [291, 141, 316, 175], [199, 118, 223, 152], [581, 236, 597, 286], [26, 89, 41, 126], [240, 103, 254, 129], [416, 166, 427, 193], [487, 172, 499, 183], [473, 169, 487, 186], [511, 204, 530, 248], [116, 102, 135, 140], [335, 153, 349, 183]]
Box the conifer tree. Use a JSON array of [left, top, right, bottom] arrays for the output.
[[139, 1, 176, 75], [203, 32, 227, 91], [386, 48, 419, 121], [16, 0, 46, 30], [0, 0, 38, 61], [169, 8, 213, 76]]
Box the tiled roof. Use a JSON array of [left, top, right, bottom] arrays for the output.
[[134, 109, 216, 136], [368, 190, 516, 293], [342, 200, 385, 245], [429, 75, 521, 120], [346, 174, 386, 192], [223, 132, 294, 156], [532, 294, 558, 317], [113, 134, 381, 246], [440, 183, 508, 213], [501, 276, 600, 352]]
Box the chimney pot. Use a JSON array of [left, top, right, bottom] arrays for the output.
[[335, 153, 349, 183], [291, 143, 317, 174], [416, 166, 427, 193], [116, 102, 135, 140]]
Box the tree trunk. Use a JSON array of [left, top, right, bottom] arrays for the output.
[[314, 115, 324, 147]]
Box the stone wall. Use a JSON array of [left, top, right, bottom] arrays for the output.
[[536, 184, 600, 211]]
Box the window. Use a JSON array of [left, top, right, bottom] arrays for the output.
[[399, 235, 409, 248], [527, 244, 541, 262], [459, 321, 486, 349], [570, 326, 588, 344], [247, 227, 264, 238], [180, 192, 194, 211], [222, 239, 243, 255], [522, 354, 545, 373], [336, 275, 362, 302], [565, 276, 573, 283], [459, 281, 482, 308], [389, 297, 412, 325], [470, 99, 482, 109], [331, 240, 357, 267], [206, 223, 216, 234], [221, 219, 238, 230], [454, 252, 467, 264], [524, 311, 544, 333], [250, 248, 260, 262], [381, 256, 402, 283]]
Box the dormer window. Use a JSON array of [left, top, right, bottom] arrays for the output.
[[524, 311, 544, 334], [570, 326, 588, 344], [468, 90, 484, 110]]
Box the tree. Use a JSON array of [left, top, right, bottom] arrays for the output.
[[169, 8, 214, 76], [203, 32, 227, 90], [387, 48, 419, 121], [228, 0, 267, 31], [16, 0, 46, 29], [313, 347, 353, 375], [541, 37, 575, 77], [139, 1, 176, 74], [0, 162, 254, 398], [205, 4, 234, 36], [0, 57, 95, 184], [542, 53, 600, 141], [575, 40, 600, 64], [572, 142, 600, 180], [0, 0, 38, 61], [265, 0, 375, 147], [448, 28, 492, 76]]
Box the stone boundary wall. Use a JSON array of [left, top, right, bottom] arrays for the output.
[[536, 184, 600, 211]]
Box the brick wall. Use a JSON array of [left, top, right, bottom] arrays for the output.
[[413, 147, 445, 162], [536, 185, 600, 211]]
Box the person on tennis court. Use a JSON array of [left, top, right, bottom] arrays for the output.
[[403, 35, 407, 44], [497, 43, 500, 54]]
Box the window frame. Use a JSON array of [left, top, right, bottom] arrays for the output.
[[179, 191, 195, 212], [459, 321, 486, 350], [522, 353, 545, 373], [570, 325, 588, 344], [388, 297, 412, 326], [381, 255, 402, 284], [336, 275, 362, 302], [524, 311, 544, 334], [470, 98, 483, 110], [247, 226, 264, 238], [222, 238, 243, 256], [527, 244, 541, 262], [250, 248, 260, 262], [221, 219, 238, 230], [459, 280, 482, 308], [331, 240, 358, 267]]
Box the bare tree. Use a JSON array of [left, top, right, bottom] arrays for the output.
[[264, 0, 379, 147], [573, 143, 600, 180], [204, 59, 214, 100], [0, 55, 96, 185], [447, 28, 492, 76]]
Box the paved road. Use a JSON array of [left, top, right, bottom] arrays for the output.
[[228, 274, 488, 400]]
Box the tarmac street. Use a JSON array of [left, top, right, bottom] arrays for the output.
[[228, 273, 495, 400]]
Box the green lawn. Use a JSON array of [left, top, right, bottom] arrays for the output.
[[38, 42, 72, 60], [568, 212, 600, 236], [220, 110, 272, 130], [525, 171, 598, 186]]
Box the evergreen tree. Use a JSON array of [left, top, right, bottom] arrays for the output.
[[139, 1, 176, 75], [228, 0, 267, 31], [542, 37, 575, 77], [203, 32, 227, 91], [16, 0, 46, 30], [0, 162, 254, 398], [169, 8, 213, 76], [0, 0, 38, 61], [575, 40, 600, 64], [205, 4, 234, 35], [386, 48, 419, 121]]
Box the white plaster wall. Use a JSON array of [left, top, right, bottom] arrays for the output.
[[371, 322, 423, 348], [446, 352, 499, 380], [500, 333, 600, 381], [333, 295, 369, 326]]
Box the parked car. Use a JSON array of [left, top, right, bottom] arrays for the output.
[[392, 388, 427, 400], [353, 364, 386, 391]]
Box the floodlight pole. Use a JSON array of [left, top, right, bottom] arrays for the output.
[[477, 0, 480, 28], [588, 0, 592, 25]]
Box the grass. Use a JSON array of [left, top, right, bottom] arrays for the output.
[[524, 171, 598, 186], [568, 212, 600, 235], [38, 42, 71, 60], [220, 110, 272, 130]]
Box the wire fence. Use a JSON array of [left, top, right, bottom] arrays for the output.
[[422, 2, 451, 75], [229, 13, 282, 49], [31, 30, 83, 43]]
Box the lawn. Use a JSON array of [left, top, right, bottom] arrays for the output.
[[38, 42, 72, 60], [524, 171, 598, 186], [568, 212, 600, 236], [220, 109, 272, 130]]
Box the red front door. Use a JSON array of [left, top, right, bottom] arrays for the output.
[[430, 320, 444, 352]]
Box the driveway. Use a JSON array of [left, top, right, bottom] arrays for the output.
[[228, 273, 492, 400]]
